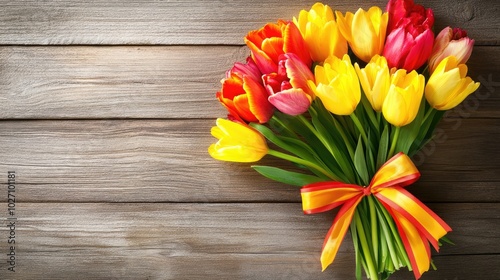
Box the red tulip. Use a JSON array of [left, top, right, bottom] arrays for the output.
[[386, 0, 434, 33], [217, 58, 274, 123], [244, 20, 311, 74], [383, 0, 435, 71]]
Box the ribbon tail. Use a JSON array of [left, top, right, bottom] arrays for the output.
[[320, 196, 363, 271], [376, 187, 452, 251], [391, 209, 431, 280]]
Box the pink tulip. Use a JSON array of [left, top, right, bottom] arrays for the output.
[[265, 53, 315, 115], [428, 27, 474, 73]]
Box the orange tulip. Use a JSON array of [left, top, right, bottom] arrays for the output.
[[217, 58, 274, 123], [245, 20, 311, 74]]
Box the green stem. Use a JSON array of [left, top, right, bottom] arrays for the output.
[[296, 114, 353, 182], [333, 117, 356, 159], [374, 199, 400, 270], [267, 149, 338, 181], [271, 115, 297, 138], [354, 209, 379, 280], [367, 196, 379, 266], [361, 95, 380, 135], [374, 198, 410, 268], [388, 126, 401, 159], [350, 113, 369, 145], [422, 107, 436, 125]]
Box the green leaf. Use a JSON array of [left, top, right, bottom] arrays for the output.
[[439, 236, 455, 246], [274, 112, 344, 178], [311, 111, 355, 183], [251, 165, 323, 186], [365, 129, 376, 178], [354, 137, 369, 185], [410, 108, 446, 156], [268, 115, 298, 138], [377, 125, 390, 168]]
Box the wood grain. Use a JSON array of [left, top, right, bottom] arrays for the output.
[[0, 46, 498, 119], [0, 119, 498, 203], [0, 0, 498, 278], [0, 0, 498, 46], [0, 203, 498, 279]]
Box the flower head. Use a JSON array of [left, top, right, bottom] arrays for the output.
[[217, 58, 274, 123], [355, 55, 391, 112], [336, 7, 388, 63], [386, 0, 434, 33], [308, 54, 360, 115], [425, 56, 480, 110], [382, 69, 425, 126], [266, 53, 315, 116], [383, 0, 435, 71], [208, 118, 268, 162], [245, 20, 311, 74], [429, 27, 474, 73], [293, 3, 348, 62]]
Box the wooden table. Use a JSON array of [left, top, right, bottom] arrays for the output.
[[0, 0, 499, 279]]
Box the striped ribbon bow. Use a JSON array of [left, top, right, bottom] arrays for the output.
[[301, 152, 452, 279]]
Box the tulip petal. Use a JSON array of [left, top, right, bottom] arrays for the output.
[[233, 94, 259, 123], [261, 37, 284, 65], [383, 27, 413, 69], [243, 76, 274, 123], [383, 86, 408, 127], [403, 29, 434, 71], [268, 89, 312, 115], [283, 22, 312, 67], [246, 41, 278, 74], [284, 53, 314, 94]]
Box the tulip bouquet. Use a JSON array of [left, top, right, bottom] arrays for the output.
[[208, 0, 479, 279]]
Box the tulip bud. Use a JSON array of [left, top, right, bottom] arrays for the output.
[[428, 27, 474, 73], [217, 58, 274, 124], [293, 3, 348, 62], [208, 118, 268, 162], [308, 54, 361, 115], [335, 7, 388, 63], [383, 0, 435, 71], [382, 69, 424, 126], [245, 20, 311, 74], [425, 56, 480, 110], [355, 55, 391, 112]]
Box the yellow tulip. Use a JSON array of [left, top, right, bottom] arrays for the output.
[[336, 7, 388, 63], [208, 118, 268, 162], [425, 56, 480, 110], [308, 54, 360, 115], [355, 55, 391, 112], [293, 3, 348, 62], [382, 69, 425, 127]]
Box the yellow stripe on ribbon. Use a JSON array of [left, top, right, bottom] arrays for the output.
[[300, 152, 452, 279]]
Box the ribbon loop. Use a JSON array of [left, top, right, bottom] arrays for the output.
[[300, 152, 452, 279]]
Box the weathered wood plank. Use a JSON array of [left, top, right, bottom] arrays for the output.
[[0, 119, 498, 203], [0, 203, 498, 279], [0, 0, 498, 45], [0, 46, 498, 119]]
